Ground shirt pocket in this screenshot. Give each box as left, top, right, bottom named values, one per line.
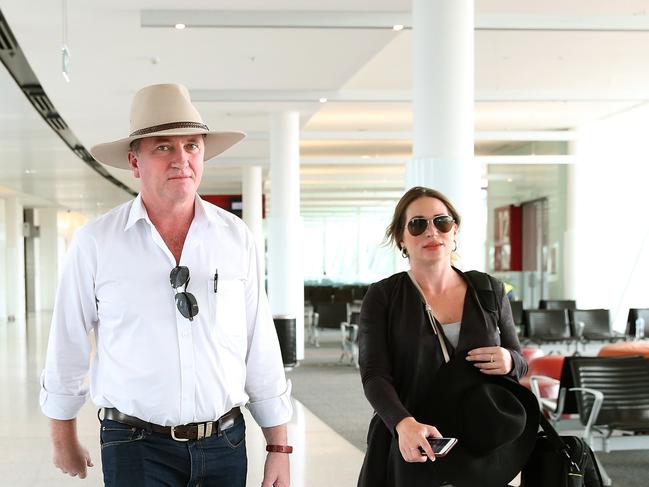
left=207, top=279, right=247, bottom=339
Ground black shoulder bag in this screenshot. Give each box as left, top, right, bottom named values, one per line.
left=523, top=414, right=604, bottom=487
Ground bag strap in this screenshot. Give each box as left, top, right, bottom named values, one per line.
left=538, top=413, right=569, bottom=452
left=464, top=270, right=501, bottom=317
left=407, top=270, right=451, bottom=363
left=538, top=413, right=584, bottom=476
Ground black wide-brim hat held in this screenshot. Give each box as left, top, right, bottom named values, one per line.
left=423, top=354, right=539, bottom=487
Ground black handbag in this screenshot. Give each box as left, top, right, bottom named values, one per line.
left=523, top=414, right=604, bottom=487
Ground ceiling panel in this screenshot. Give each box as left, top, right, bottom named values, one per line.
left=1, top=0, right=648, bottom=215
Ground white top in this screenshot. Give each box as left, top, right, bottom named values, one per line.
left=40, top=195, right=292, bottom=428
left=442, top=322, right=461, bottom=348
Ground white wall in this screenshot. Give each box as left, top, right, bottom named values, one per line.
left=573, top=104, right=649, bottom=331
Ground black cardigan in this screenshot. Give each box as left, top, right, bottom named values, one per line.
left=357, top=269, right=527, bottom=487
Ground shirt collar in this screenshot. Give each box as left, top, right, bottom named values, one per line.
left=124, top=194, right=228, bottom=231
left=195, top=195, right=229, bottom=227
left=124, top=194, right=151, bottom=231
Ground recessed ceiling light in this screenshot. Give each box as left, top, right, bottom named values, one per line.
left=24, top=169, right=36, bottom=174
left=392, top=24, right=404, bottom=31
left=361, top=155, right=371, bottom=159
left=507, top=178, right=513, bottom=183
left=174, top=23, right=187, bottom=30
left=318, top=97, right=328, bottom=103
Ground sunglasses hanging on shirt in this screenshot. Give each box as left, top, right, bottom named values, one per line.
left=407, top=215, right=455, bottom=236
left=170, top=265, right=199, bottom=321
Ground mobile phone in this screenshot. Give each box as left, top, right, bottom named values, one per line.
left=418, top=437, right=458, bottom=457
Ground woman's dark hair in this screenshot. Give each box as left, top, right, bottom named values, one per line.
left=385, top=186, right=461, bottom=250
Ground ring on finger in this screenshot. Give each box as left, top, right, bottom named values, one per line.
left=490, top=353, right=494, bottom=363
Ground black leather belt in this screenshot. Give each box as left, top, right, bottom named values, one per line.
left=101, top=407, right=241, bottom=442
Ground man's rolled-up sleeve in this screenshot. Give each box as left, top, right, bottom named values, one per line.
left=242, top=230, right=293, bottom=428
left=40, top=230, right=97, bottom=420
left=247, top=379, right=293, bottom=428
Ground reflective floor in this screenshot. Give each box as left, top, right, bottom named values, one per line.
left=0, top=313, right=363, bottom=486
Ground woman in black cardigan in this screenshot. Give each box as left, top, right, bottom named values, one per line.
left=357, top=186, right=527, bottom=487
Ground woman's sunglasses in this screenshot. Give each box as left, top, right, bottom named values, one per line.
left=407, top=215, right=455, bottom=236
left=170, top=265, right=199, bottom=321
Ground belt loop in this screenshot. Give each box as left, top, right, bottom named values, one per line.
left=205, top=422, right=213, bottom=438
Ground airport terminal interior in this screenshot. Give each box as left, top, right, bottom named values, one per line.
left=1, top=1, right=649, bottom=486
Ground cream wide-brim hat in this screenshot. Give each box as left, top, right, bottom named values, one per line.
left=90, top=83, right=245, bottom=169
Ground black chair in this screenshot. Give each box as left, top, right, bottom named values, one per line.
left=333, top=287, right=353, bottom=303
left=340, top=310, right=361, bottom=368
left=569, top=309, right=625, bottom=342
left=569, top=356, right=649, bottom=455
left=626, top=308, right=649, bottom=338
left=349, top=310, right=360, bottom=325
left=309, top=286, right=334, bottom=304
left=313, top=302, right=350, bottom=329
left=523, top=309, right=571, bottom=344
left=304, top=303, right=317, bottom=346
left=533, top=356, right=649, bottom=485
left=529, top=354, right=581, bottom=422
left=352, top=285, right=368, bottom=301
left=539, top=299, right=577, bottom=310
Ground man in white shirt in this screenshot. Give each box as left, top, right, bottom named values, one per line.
left=40, top=84, right=293, bottom=486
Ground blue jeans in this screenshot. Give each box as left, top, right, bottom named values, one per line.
left=100, top=415, right=247, bottom=487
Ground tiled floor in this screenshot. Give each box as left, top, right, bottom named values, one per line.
left=0, top=313, right=363, bottom=486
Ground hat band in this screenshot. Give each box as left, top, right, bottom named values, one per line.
left=130, top=121, right=209, bottom=137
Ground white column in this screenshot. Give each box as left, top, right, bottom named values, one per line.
left=563, top=142, right=578, bottom=300
left=242, top=166, right=265, bottom=280
left=268, top=111, right=304, bottom=360
left=4, top=196, right=25, bottom=321
left=0, top=199, right=6, bottom=320
left=35, top=208, right=59, bottom=311
left=407, top=0, right=483, bottom=270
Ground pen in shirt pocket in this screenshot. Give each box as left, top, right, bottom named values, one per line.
left=213, top=269, right=219, bottom=293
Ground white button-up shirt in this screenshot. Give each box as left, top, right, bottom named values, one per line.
left=40, top=195, right=292, bottom=427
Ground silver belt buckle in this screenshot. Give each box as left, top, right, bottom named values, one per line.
left=170, top=425, right=190, bottom=442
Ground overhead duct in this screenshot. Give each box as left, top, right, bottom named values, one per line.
left=0, top=8, right=136, bottom=197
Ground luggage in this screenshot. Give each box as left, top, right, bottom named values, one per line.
left=523, top=414, right=604, bottom=487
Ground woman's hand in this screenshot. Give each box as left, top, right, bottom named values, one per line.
left=395, top=416, right=442, bottom=463
left=466, top=346, right=513, bottom=375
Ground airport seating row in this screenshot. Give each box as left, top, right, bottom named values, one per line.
left=509, top=300, right=648, bottom=345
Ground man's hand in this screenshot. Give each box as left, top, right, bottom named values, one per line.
left=261, top=451, right=290, bottom=487
left=50, top=418, right=94, bottom=478
left=261, top=423, right=290, bottom=487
